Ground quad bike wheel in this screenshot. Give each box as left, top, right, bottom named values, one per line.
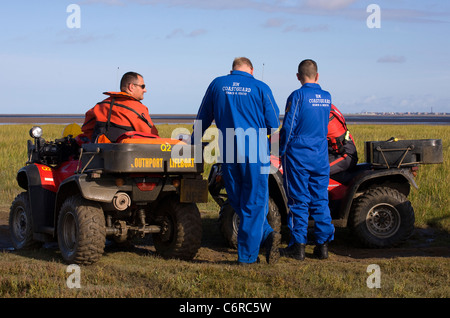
left=9, top=192, right=41, bottom=250
left=152, top=194, right=202, bottom=260
left=57, top=195, right=106, bottom=265
left=219, top=197, right=281, bottom=249
left=350, top=187, right=415, bottom=248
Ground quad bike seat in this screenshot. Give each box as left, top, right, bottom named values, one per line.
left=115, top=131, right=185, bottom=145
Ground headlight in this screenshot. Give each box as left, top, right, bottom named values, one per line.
left=29, top=126, right=43, bottom=138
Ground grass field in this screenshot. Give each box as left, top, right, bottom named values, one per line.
left=0, top=123, right=449, bottom=299
left=1, top=123, right=449, bottom=229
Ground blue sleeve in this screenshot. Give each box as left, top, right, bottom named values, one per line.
left=279, top=92, right=298, bottom=157
left=191, top=81, right=215, bottom=143
left=263, top=86, right=280, bottom=132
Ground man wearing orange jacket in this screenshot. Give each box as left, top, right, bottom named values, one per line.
left=82, top=71, right=158, bottom=142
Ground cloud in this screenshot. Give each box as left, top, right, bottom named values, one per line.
left=80, top=0, right=125, bottom=5
left=304, top=0, right=357, bottom=10
left=377, top=55, right=406, bottom=63
left=166, top=28, right=207, bottom=39
left=284, top=24, right=329, bottom=32
left=262, top=18, right=287, bottom=28
left=81, top=0, right=450, bottom=24
left=262, top=17, right=328, bottom=33
left=381, top=7, right=450, bottom=24
left=347, top=94, right=448, bottom=113
left=57, top=30, right=115, bottom=44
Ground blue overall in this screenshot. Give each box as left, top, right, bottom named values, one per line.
left=279, top=83, right=335, bottom=245
left=192, top=70, right=280, bottom=263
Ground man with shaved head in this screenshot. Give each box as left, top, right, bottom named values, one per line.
left=279, top=59, right=335, bottom=260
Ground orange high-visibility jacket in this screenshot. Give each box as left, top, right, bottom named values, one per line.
left=82, top=91, right=159, bottom=142
left=327, top=104, right=353, bottom=153
left=327, top=104, right=357, bottom=168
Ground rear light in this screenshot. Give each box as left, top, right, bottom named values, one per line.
left=173, top=179, right=180, bottom=187
left=115, top=178, right=125, bottom=187
left=411, top=166, right=419, bottom=177
left=136, top=182, right=157, bottom=191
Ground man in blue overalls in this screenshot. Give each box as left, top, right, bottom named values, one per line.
left=192, top=57, right=281, bottom=265
left=279, top=59, right=335, bottom=260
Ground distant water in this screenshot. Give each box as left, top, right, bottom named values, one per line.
left=343, top=115, right=450, bottom=125
left=0, top=114, right=449, bottom=125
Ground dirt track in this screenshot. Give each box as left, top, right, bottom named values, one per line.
left=1, top=206, right=449, bottom=261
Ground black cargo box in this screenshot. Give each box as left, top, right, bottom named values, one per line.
left=79, top=142, right=203, bottom=174
left=365, top=139, right=443, bottom=168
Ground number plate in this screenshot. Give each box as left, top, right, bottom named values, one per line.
left=180, top=179, right=208, bottom=203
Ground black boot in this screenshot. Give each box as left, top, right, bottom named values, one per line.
left=313, top=243, right=328, bottom=260
left=280, top=243, right=305, bottom=261
left=264, top=231, right=281, bottom=264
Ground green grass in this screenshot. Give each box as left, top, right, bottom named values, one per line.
left=0, top=124, right=66, bottom=204
left=1, top=237, right=449, bottom=298
left=1, top=123, right=448, bottom=229
left=348, top=124, right=450, bottom=231
left=0, top=123, right=449, bottom=299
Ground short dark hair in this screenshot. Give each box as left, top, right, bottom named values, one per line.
left=298, top=59, right=317, bottom=82
left=120, top=72, right=143, bottom=91
left=232, top=57, right=253, bottom=70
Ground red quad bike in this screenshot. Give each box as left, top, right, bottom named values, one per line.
left=208, top=137, right=443, bottom=248
left=9, top=126, right=208, bottom=265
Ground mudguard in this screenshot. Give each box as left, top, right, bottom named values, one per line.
left=53, top=174, right=119, bottom=231
left=56, top=174, right=119, bottom=204
left=16, top=165, right=56, bottom=235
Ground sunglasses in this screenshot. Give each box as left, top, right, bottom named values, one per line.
left=133, top=83, right=146, bottom=89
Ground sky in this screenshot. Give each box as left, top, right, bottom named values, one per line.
left=0, top=0, right=449, bottom=115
